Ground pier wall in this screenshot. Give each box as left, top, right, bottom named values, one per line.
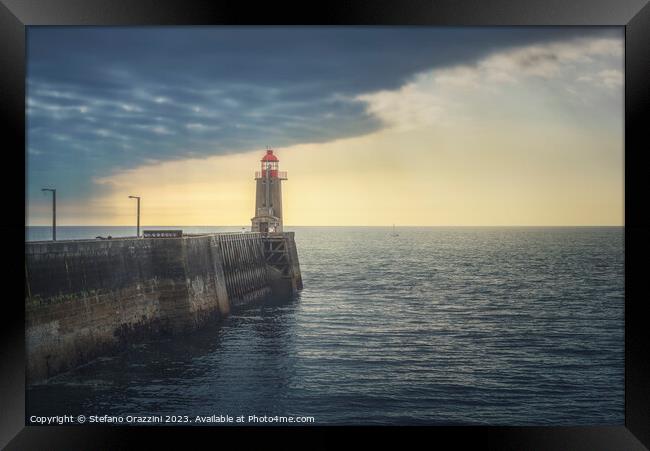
left=25, top=232, right=301, bottom=382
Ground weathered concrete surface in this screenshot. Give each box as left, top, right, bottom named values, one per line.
left=25, top=232, right=302, bottom=383
left=285, top=232, right=303, bottom=291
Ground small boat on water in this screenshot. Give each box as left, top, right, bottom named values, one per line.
left=391, top=224, right=399, bottom=237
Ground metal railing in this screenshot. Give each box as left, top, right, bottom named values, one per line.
left=254, top=171, right=287, bottom=180
left=143, top=229, right=183, bottom=238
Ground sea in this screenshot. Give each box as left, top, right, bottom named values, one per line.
left=25, top=226, right=624, bottom=425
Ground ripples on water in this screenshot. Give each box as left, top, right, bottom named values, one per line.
left=27, top=226, right=624, bottom=425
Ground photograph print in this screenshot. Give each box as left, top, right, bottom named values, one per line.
left=25, top=26, right=624, bottom=426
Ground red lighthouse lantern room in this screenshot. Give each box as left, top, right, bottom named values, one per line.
left=261, top=149, right=279, bottom=177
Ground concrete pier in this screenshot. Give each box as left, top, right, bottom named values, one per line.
left=24, top=232, right=302, bottom=383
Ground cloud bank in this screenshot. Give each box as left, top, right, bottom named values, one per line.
left=356, top=36, right=622, bottom=131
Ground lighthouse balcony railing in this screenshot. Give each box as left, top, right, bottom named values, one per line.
left=255, top=171, right=287, bottom=180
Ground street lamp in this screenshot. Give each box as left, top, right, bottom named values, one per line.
left=128, top=195, right=141, bottom=238
left=41, top=188, right=56, bottom=241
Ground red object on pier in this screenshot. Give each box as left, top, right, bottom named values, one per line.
left=259, top=149, right=285, bottom=178
left=261, top=149, right=279, bottom=162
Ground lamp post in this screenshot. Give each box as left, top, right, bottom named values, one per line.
left=128, top=195, right=140, bottom=237
left=41, top=188, right=56, bottom=241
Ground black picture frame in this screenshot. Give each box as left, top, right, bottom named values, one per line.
left=2, top=0, right=649, bottom=448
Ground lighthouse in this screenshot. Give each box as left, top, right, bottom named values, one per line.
left=251, top=149, right=287, bottom=234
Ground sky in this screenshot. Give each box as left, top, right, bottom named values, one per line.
left=26, top=27, right=624, bottom=226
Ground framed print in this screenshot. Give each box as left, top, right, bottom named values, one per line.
left=2, top=0, right=649, bottom=448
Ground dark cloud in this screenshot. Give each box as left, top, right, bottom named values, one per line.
left=26, top=26, right=619, bottom=207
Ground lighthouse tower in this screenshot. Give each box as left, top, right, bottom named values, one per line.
left=251, top=149, right=287, bottom=234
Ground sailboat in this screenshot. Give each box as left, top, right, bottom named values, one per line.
left=390, top=224, right=399, bottom=237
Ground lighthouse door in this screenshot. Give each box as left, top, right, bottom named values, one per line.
left=259, top=222, right=269, bottom=233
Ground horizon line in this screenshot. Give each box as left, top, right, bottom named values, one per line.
left=25, top=224, right=625, bottom=228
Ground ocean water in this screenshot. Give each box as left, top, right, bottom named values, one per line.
left=26, top=226, right=624, bottom=425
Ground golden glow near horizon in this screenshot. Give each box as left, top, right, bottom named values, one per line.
left=27, top=36, right=623, bottom=227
